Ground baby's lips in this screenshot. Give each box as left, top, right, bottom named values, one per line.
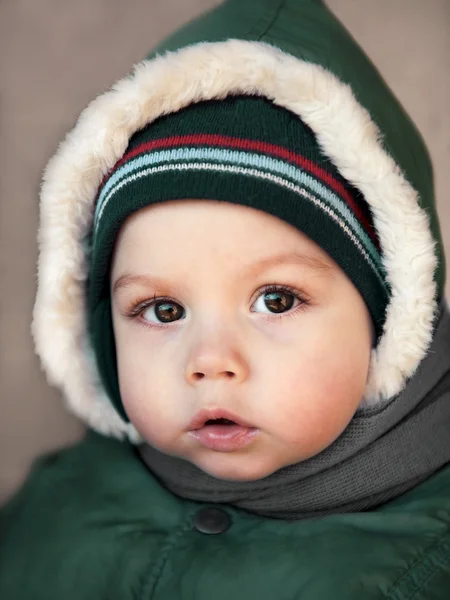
left=188, top=424, right=260, bottom=452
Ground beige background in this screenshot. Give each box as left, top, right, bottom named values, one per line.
left=1, top=0, right=449, bottom=507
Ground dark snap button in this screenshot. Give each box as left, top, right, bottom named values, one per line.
left=193, top=507, right=231, bottom=534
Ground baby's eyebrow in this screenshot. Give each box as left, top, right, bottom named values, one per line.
left=241, top=252, right=334, bottom=279
left=113, top=252, right=333, bottom=294
left=113, top=273, right=167, bottom=294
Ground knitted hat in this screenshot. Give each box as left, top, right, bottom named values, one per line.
left=88, top=94, right=389, bottom=421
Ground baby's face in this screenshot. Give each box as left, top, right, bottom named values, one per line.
left=111, top=200, right=373, bottom=481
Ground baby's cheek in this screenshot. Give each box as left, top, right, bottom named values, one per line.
left=118, top=366, right=185, bottom=452
left=117, top=367, right=157, bottom=435
left=118, top=376, right=149, bottom=429
left=314, top=358, right=367, bottom=438
left=122, top=394, right=171, bottom=449
left=280, top=358, right=364, bottom=457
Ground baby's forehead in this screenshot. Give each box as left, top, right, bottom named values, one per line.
left=114, top=199, right=335, bottom=264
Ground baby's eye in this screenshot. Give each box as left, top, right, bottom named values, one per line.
left=138, top=285, right=304, bottom=325
left=142, top=300, right=185, bottom=324
left=252, top=287, right=300, bottom=315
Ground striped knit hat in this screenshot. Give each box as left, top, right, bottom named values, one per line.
left=88, top=94, right=389, bottom=421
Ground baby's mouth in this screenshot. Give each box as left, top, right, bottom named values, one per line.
left=188, top=409, right=255, bottom=431
left=188, top=411, right=260, bottom=452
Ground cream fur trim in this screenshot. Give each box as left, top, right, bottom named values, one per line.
left=32, top=40, right=438, bottom=442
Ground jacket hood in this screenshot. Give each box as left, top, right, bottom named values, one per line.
left=32, top=0, right=446, bottom=442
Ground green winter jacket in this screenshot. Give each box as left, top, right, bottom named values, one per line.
left=1, top=431, right=450, bottom=599
left=1, top=0, right=449, bottom=598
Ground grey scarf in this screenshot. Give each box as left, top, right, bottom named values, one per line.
left=138, top=300, right=450, bottom=520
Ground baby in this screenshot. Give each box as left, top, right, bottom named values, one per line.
left=1, top=1, right=449, bottom=598
left=111, top=197, right=373, bottom=483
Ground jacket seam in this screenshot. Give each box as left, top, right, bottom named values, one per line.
left=243, top=0, right=286, bottom=42
left=138, top=513, right=196, bottom=600
left=385, top=530, right=450, bottom=600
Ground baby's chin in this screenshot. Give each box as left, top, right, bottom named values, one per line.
left=189, top=451, right=297, bottom=482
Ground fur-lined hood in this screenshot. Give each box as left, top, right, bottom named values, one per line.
left=32, top=0, right=447, bottom=442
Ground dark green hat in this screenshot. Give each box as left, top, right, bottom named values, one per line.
left=88, top=94, right=389, bottom=421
